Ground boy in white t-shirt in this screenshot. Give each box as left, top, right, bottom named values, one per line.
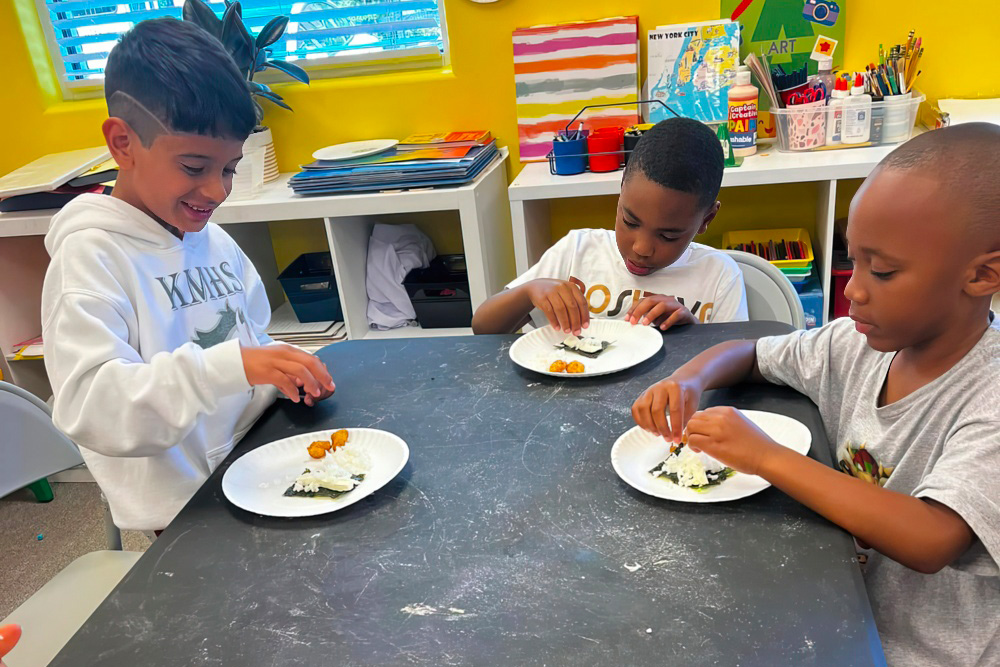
left=472, top=117, right=747, bottom=335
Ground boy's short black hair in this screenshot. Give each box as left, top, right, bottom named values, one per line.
left=879, top=123, right=1000, bottom=244
left=623, top=117, right=724, bottom=210
left=104, top=18, right=255, bottom=145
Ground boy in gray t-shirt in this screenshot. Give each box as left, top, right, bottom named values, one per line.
left=631, top=123, right=1000, bottom=667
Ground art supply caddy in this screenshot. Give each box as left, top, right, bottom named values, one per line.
left=750, top=30, right=925, bottom=153
left=547, top=101, right=676, bottom=176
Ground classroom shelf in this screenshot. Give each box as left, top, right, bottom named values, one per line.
left=361, top=326, right=474, bottom=340
left=0, top=149, right=512, bottom=396
left=508, top=138, right=917, bottom=327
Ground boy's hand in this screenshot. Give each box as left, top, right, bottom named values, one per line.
left=685, top=407, right=783, bottom=475
left=241, top=344, right=336, bottom=404
left=524, top=279, right=591, bottom=335
left=631, top=375, right=703, bottom=443
left=626, top=294, right=698, bottom=330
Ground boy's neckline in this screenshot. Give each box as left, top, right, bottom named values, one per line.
left=876, top=313, right=995, bottom=409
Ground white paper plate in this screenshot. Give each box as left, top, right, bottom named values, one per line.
left=312, top=139, right=398, bottom=162
left=611, top=410, right=812, bottom=503
left=508, top=319, right=663, bottom=378
left=222, top=428, right=408, bottom=517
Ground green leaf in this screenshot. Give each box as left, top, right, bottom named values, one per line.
left=255, top=90, right=293, bottom=111
left=251, top=97, right=265, bottom=126
left=248, top=81, right=271, bottom=94
left=182, top=0, right=222, bottom=38
left=255, top=16, right=289, bottom=49
left=265, top=59, right=310, bottom=84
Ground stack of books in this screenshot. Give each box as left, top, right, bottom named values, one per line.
left=289, top=134, right=498, bottom=196
left=266, top=302, right=346, bottom=353
left=0, top=147, right=117, bottom=212
left=396, top=130, right=492, bottom=151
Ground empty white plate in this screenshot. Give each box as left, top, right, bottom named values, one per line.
left=222, top=428, right=408, bottom=517
left=312, top=139, right=398, bottom=162
left=611, top=410, right=812, bottom=503
left=509, top=318, right=663, bottom=378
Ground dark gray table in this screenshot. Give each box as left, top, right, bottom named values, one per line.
left=52, top=322, right=884, bottom=666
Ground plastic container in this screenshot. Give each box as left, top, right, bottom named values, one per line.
left=587, top=132, right=622, bottom=172
left=728, top=66, right=758, bottom=157
left=722, top=228, right=814, bottom=269
left=403, top=254, right=473, bottom=328
left=814, top=55, right=835, bottom=95
left=277, top=252, right=343, bottom=323
left=771, top=92, right=924, bottom=152
left=623, top=131, right=643, bottom=165
left=797, top=272, right=824, bottom=329
left=831, top=268, right=853, bottom=319
left=551, top=134, right=588, bottom=175
left=781, top=265, right=813, bottom=287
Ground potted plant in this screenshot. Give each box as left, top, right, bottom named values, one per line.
left=183, top=0, right=310, bottom=183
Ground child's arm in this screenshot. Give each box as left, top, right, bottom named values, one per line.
left=685, top=408, right=976, bottom=574
left=471, top=279, right=590, bottom=335
left=632, top=339, right=765, bottom=443
left=44, top=292, right=333, bottom=458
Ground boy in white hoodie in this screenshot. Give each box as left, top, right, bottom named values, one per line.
left=41, top=18, right=335, bottom=532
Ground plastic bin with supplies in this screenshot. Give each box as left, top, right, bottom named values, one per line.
left=722, top=228, right=814, bottom=270
left=277, top=252, right=343, bottom=323
left=771, top=92, right=925, bottom=153
left=403, top=255, right=473, bottom=328
left=796, top=271, right=824, bottom=329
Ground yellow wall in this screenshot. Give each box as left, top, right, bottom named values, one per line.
left=4, top=0, right=1000, bottom=267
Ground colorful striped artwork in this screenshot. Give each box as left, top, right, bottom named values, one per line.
left=513, top=16, right=640, bottom=163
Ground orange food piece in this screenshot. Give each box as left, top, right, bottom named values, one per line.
left=549, top=360, right=568, bottom=373
left=331, top=429, right=349, bottom=450
left=307, top=443, right=327, bottom=459
left=566, top=361, right=585, bottom=374
left=310, top=440, right=332, bottom=451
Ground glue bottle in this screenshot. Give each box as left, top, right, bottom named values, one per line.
left=825, top=77, right=850, bottom=146
left=842, top=73, right=872, bottom=145
left=728, top=66, right=758, bottom=157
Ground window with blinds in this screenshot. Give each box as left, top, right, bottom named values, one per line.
left=34, top=0, right=445, bottom=88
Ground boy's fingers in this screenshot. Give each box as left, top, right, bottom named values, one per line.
left=668, top=386, right=685, bottom=444
left=632, top=392, right=654, bottom=433
left=571, top=287, right=591, bottom=329
left=650, top=386, right=670, bottom=438
left=640, top=301, right=669, bottom=326
left=302, top=355, right=335, bottom=390
left=537, top=299, right=559, bottom=329
left=278, top=361, right=321, bottom=397
left=548, top=295, right=572, bottom=333
left=271, top=371, right=300, bottom=402
left=558, top=289, right=582, bottom=334
left=659, top=307, right=689, bottom=331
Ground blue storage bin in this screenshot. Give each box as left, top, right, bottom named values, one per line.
left=277, top=252, right=343, bottom=323
left=796, top=272, right=823, bottom=329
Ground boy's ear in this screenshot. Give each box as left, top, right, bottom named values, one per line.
left=102, top=117, right=138, bottom=169
left=965, top=250, right=1000, bottom=298
left=698, top=201, right=721, bottom=235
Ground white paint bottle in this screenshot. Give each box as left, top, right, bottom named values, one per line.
left=842, top=73, right=872, bottom=145
left=825, top=77, right=850, bottom=146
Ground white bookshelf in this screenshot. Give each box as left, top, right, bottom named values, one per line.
left=507, top=140, right=910, bottom=326
left=0, top=149, right=512, bottom=397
